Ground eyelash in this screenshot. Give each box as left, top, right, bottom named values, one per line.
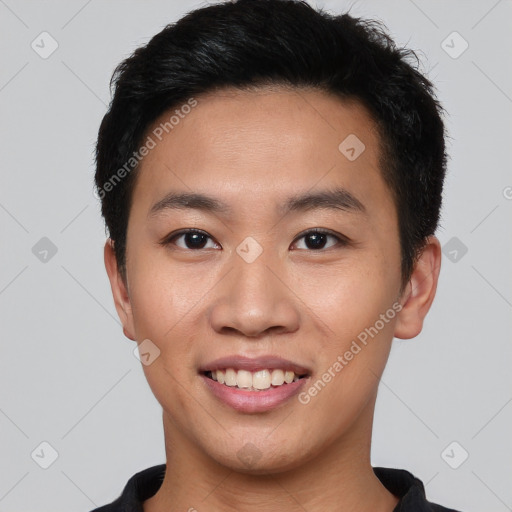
left=159, top=228, right=350, bottom=251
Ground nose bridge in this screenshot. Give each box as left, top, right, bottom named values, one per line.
left=209, top=241, right=300, bottom=337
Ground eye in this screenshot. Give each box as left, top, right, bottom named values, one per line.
left=160, top=228, right=349, bottom=251
left=160, top=229, right=220, bottom=250
left=291, top=229, right=348, bottom=250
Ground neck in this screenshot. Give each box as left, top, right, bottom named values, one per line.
left=144, top=400, right=398, bottom=512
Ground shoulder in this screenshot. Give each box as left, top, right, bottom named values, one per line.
left=88, top=464, right=166, bottom=512
left=373, top=466, right=463, bottom=512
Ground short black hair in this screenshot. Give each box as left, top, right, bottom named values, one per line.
left=95, top=0, right=446, bottom=291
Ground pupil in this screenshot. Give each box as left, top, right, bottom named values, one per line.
left=306, top=233, right=326, bottom=249
left=186, top=233, right=207, bottom=249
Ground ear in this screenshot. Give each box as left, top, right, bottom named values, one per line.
left=104, top=238, right=136, bottom=341
left=394, top=235, right=442, bottom=340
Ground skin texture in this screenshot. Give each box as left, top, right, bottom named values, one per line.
left=104, top=86, right=441, bottom=512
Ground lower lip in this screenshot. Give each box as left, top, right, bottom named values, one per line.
left=200, top=374, right=309, bottom=413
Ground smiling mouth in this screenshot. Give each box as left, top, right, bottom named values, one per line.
left=202, top=368, right=309, bottom=392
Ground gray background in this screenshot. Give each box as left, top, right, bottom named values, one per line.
left=0, top=0, right=511, bottom=510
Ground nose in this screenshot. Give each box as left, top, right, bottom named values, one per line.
left=209, top=249, right=301, bottom=338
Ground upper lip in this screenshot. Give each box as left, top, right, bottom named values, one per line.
left=199, top=355, right=311, bottom=376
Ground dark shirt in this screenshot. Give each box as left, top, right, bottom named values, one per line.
left=90, top=464, right=462, bottom=512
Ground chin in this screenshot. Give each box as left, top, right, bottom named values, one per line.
left=206, top=438, right=315, bottom=475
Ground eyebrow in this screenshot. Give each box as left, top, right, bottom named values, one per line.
left=148, top=187, right=366, bottom=219
left=280, top=187, right=366, bottom=216
left=148, top=192, right=233, bottom=218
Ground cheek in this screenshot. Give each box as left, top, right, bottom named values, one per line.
left=130, top=273, right=200, bottom=413
left=297, top=255, right=396, bottom=337
left=129, top=279, right=175, bottom=340
left=297, top=253, right=398, bottom=410
left=127, top=251, right=200, bottom=340
left=127, top=250, right=208, bottom=376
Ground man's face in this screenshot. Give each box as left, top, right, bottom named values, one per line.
left=114, top=87, right=404, bottom=471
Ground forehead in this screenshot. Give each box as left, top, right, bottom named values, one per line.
left=132, top=86, right=392, bottom=220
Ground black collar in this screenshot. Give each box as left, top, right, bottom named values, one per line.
left=90, top=464, right=461, bottom=512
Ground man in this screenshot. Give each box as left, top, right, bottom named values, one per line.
left=92, top=0, right=461, bottom=510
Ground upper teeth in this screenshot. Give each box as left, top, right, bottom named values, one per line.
left=210, top=369, right=302, bottom=390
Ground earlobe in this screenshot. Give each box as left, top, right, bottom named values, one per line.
left=104, top=239, right=137, bottom=341
left=393, top=235, right=442, bottom=340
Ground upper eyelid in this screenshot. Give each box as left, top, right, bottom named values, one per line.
left=294, top=228, right=346, bottom=241
left=160, top=228, right=218, bottom=247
